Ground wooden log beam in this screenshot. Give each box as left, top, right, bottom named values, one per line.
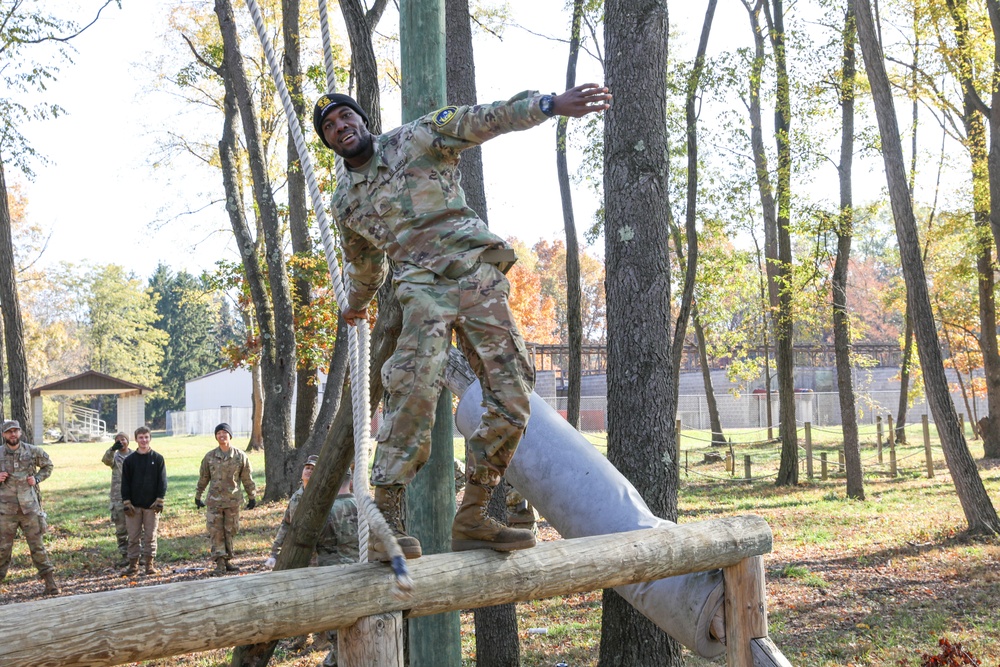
left=0, top=515, right=771, bottom=667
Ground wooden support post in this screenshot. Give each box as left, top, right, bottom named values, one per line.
left=922, top=414, right=934, bottom=479
left=341, top=613, right=404, bottom=667
left=876, top=415, right=883, bottom=464
left=838, top=449, right=845, bottom=473
left=820, top=453, right=828, bottom=480
left=729, top=442, right=736, bottom=477
left=744, top=454, right=752, bottom=483
left=804, top=421, right=813, bottom=480
left=723, top=555, right=793, bottom=667
left=685, top=449, right=689, bottom=477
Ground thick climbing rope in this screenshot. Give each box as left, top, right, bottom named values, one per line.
left=242, top=0, right=413, bottom=596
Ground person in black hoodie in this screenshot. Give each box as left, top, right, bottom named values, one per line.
left=120, top=426, right=167, bottom=576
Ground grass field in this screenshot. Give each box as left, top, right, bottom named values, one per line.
left=2, top=424, right=999, bottom=666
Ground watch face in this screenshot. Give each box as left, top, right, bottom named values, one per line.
left=541, top=96, right=554, bottom=116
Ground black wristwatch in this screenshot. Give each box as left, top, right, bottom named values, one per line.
left=539, top=94, right=556, bottom=117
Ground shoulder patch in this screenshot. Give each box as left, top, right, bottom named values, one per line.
left=433, top=106, right=458, bottom=126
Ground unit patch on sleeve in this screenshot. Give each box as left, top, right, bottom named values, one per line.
left=433, top=106, right=458, bottom=126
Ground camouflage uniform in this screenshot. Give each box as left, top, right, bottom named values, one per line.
left=101, top=445, right=132, bottom=560
left=195, top=446, right=256, bottom=562
left=0, top=441, right=54, bottom=580
left=271, top=489, right=358, bottom=666
left=270, top=489, right=359, bottom=566
left=334, top=91, right=544, bottom=489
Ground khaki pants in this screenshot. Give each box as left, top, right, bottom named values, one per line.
left=0, top=511, right=53, bottom=578
left=206, top=505, right=239, bottom=560
left=125, top=507, right=159, bottom=562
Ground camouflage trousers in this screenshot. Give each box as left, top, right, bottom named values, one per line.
left=125, top=507, right=159, bottom=562
left=110, top=504, right=129, bottom=557
left=371, top=263, right=535, bottom=488
left=206, top=505, right=240, bottom=560
left=0, top=511, right=54, bottom=579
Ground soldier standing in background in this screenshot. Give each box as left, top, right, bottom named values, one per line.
left=312, top=83, right=611, bottom=561
left=0, top=420, right=59, bottom=595
left=195, top=422, right=256, bottom=575
left=101, top=432, right=133, bottom=567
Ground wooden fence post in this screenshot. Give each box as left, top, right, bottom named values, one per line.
left=744, top=455, right=752, bottom=483
left=685, top=449, right=689, bottom=477
left=838, top=449, right=845, bottom=473
left=804, top=422, right=813, bottom=480
left=922, top=414, right=934, bottom=479
left=820, top=453, right=828, bottom=480
left=876, top=415, right=883, bottom=464
left=888, top=416, right=897, bottom=478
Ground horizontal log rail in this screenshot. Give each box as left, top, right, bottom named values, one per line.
left=0, top=515, right=771, bottom=667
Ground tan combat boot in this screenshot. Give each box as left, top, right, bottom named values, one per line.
left=125, top=559, right=140, bottom=576
left=452, top=484, right=536, bottom=552
left=42, top=571, right=60, bottom=595
left=369, top=485, right=422, bottom=562
left=214, top=558, right=227, bottom=576
left=225, top=560, right=240, bottom=572
left=143, top=558, right=156, bottom=576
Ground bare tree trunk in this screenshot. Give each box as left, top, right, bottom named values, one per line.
left=248, top=361, right=264, bottom=451
left=764, top=0, right=798, bottom=485
left=857, top=0, right=1000, bottom=534
left=834, top=0, right=863, bottom=500
left=743, top=0, right=789, bottom=459
left=283, top=0, right=319, bottom=449
left=338, top=0, right=388, bottom=134
left=0, top=158, right=32, bottom=440
left=669, top=0, right=716, bottom=406
left=896, top=310, right=914, bottom=444
left=216, top=0, right=297, bottom=499
left=557, top=0, right=585, bottom=430
left=692, top=305, right=725, bottom=444
left=600, top=0, right=681, bottom=663
left=299, top=318, right=350, bottom=454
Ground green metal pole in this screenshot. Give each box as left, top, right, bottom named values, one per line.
left=400, top=1, right=458, bottom=664
left=408, top=391, right=461, bottom=666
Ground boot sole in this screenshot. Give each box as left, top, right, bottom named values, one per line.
left=451, top=536, right=537, bottom=552
left=369, top=545, right=422, bottom=562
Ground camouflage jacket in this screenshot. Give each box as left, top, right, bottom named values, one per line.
left=317, top=493, right=359, bottom=566
left=269, top=486, right=304, bottom=557
left=0, top=441, right=53, bottom=515
left=271, top=490, right=359, bottom=566
left=333, top=91, right=550, bottom=310
left=102, top=446, right=132, bottom=509
left=196, top=446, right=256, bottom=509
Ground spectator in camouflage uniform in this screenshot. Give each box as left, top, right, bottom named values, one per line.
left=195, top=423, right=256, bottom=575
left=266, top=456, right=358, bottom=664
left=102, top=432, right=132, bottom=567
left=313, top=83, right=610, bottom=560
left=0, top=419, right=59, bottom=595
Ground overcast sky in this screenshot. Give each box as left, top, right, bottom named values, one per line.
left=14, top=0, right=635, bottom=280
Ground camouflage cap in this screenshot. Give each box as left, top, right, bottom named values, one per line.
left=304, top=455, right=319, bottom=469
left=2, top=419, right=21, bottom=433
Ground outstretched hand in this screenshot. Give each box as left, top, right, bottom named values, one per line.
left=552, top=83, right=612, bottom=118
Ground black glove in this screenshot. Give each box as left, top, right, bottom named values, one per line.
left=246, top=497, right=256, bottom=510
left=195, top=498, right=205, bottom=509
left=111, top=442, right=124, bottom=452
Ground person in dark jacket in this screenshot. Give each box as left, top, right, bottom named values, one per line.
left=120, top=425, right=167, bottom=576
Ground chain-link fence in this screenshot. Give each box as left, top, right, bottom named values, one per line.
left=542, top=389, right=987, bottom=434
